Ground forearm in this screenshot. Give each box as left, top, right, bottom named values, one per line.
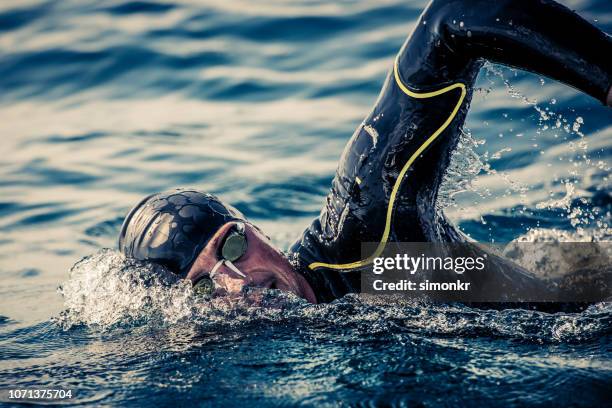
left=291, top=0, right=612, bottom=294
left=417, top=0, right=612, bottom=104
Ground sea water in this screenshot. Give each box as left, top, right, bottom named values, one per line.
left=0, top=0, right=611, bottom=405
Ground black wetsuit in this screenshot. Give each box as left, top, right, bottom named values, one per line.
left=289, top=0, right=612, bottom=303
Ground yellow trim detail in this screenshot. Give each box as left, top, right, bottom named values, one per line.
left=308, top=57, right=467, bottom=271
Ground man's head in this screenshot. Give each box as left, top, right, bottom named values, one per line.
left=118, top=189, right=316, bottom=302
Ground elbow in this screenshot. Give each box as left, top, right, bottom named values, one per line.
left=418, top=0, right=462, bottom=47
left=420, top=0, right=502, bottom=47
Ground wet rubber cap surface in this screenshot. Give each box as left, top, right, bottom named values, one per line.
left=118, top=189, right=245, bottom=275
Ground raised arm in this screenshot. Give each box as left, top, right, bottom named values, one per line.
left=400, top=0, right=612, bottom=104
left=290, top=0, right=611, bottom=302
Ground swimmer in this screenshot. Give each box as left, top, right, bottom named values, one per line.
left=118, top=0, right=611, bottom=305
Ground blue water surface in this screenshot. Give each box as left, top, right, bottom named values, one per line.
left=0, top=0, right=611, bottom=406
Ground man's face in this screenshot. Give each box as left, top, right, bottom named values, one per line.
left=185, top=222, right=317, bottom=303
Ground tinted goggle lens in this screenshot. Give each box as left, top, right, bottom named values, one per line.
left=220, top=222, right=247, bottom=262
left=193, top=222, right=248, bottom=298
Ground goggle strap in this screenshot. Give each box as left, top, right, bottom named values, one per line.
left=209, top=259, right=225, bottom=279
left=209, top=259, right=247, bottom=279
left=225, top=260, right=247, bottom=278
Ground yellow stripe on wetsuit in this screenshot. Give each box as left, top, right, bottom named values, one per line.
left=308, top=57, right=467, bottom=271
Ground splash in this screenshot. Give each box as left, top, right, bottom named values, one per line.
left=55, top=250, right=610, bottom=343
left=55, top=249, right=311, bottom=331
left=503, top=229, right=611, bottom=280
left=536, top=182, right=575, bottom=211
left=56, top=249, right=195, bottom=330
left=438, top=64, right=610, bottom=242
left=437, top=126, right=530, bottom=210
left=437, top=128, right=490, bottom=207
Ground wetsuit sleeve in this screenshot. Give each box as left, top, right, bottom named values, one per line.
left=290, top=0, right=612, bottom=303
left=400, top=0, right=612, bottom=104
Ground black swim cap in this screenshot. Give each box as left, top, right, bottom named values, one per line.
left=118, top=189, right=246, bottom=275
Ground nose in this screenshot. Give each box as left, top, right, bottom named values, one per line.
left=209, top=260, right=251, bottom=295
left=212, top=264, right=281, bottom=296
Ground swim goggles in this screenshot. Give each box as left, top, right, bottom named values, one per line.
left=193, top=222, right=248, bottom=297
